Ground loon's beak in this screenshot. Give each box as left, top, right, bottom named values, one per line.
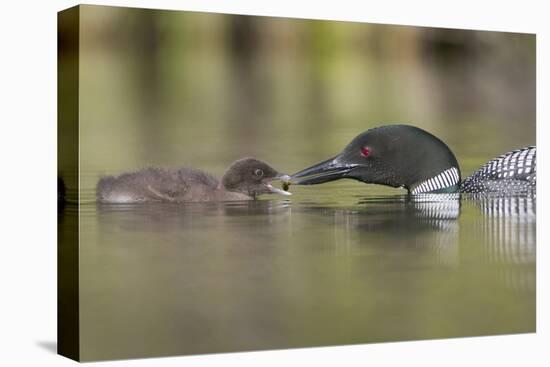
left=289, top=157, right=355, bottom=185
left=266, top=173, right=292, bottom=195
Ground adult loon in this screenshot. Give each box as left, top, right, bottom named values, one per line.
left=97, top=158, right=291, bottom=203
left=288, top=125, right=536, bottom=195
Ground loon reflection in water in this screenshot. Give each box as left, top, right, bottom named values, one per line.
left=94, top=192, right=535, bottom=295
left=96, top=193, right=534, bottom=269
left=314, top=193, right=535, bottom=290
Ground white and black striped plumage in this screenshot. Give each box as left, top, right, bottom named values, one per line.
left=411, top=167, right=460, bottom=194
left=459, top=146, right=536, bottom=194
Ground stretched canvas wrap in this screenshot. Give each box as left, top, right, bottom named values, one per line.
left=58, top=4, right=536, bottom=362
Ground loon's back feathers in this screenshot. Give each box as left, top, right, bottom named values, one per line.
left=460, top=146, right=536, bottom=194
left=97, top=167, right=220, bottom=203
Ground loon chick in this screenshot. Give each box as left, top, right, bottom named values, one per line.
left=97, top=158, right=291, bottom=203
left=288, top=124, right=536, bottom=195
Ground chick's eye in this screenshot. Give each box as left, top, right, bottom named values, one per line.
left=254, top=169, right=264, bottom=177
left=361, top=147, right=370, bottom=157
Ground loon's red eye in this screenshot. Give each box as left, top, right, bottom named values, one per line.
left=361, top=147, right=370, bottom=157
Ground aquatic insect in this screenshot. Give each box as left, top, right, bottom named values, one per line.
left=282, top=180, right=291, bottom=192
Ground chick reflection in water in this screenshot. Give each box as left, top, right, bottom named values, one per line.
left=97, top=158, right=291, bottom=203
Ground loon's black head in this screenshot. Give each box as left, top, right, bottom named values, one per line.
left=290, top=125, right=461, bottom=194
left=222, top=158, right=291, bottom=198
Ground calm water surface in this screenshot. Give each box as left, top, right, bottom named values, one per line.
left=64, top=184, right=535, bottom=360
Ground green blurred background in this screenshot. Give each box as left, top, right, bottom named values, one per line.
left=59, top=5, right=535, bottom=197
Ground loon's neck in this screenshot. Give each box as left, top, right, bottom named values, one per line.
left=409, top=166, right=462, bottom=194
